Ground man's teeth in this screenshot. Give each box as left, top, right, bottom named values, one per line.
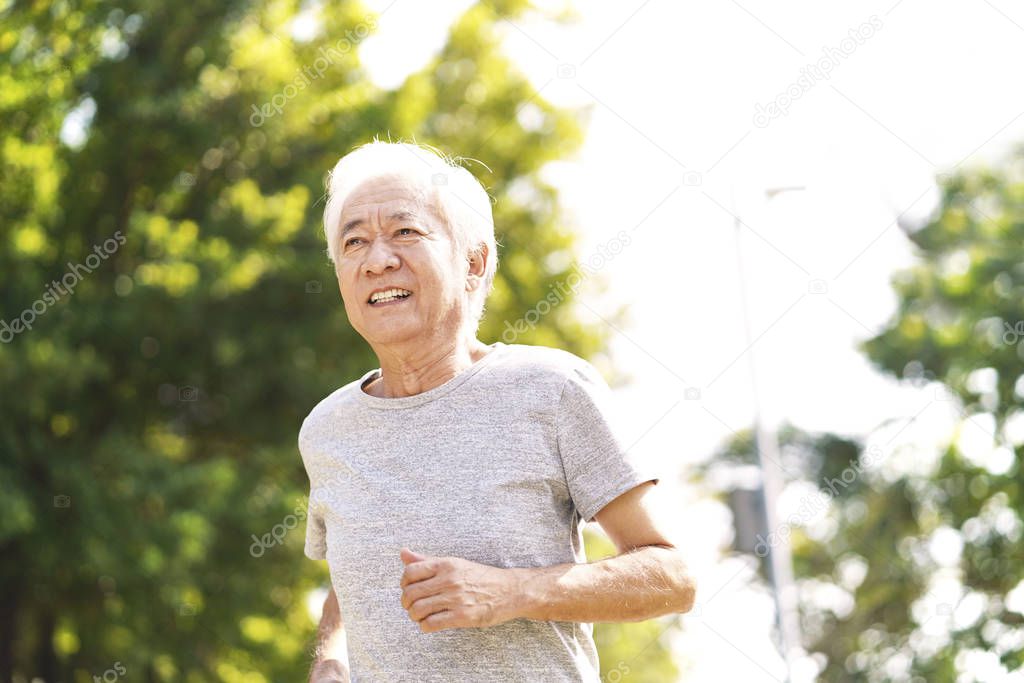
left=370, top=288, right=412, bottom=303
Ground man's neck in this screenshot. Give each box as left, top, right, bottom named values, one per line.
left=365, top=336, right=493, bottom=398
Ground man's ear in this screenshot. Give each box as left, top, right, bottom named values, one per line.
left=465, top=242, right=488, bottom=291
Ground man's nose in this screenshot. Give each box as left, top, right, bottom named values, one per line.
left=363, top=238, right=400, bottom=275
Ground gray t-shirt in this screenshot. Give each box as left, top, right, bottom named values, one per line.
left=299, top=341, right=660, bottom=682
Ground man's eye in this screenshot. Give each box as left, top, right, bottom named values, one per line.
left=397, top=228, right=416, bottom=236
left=345, top=238, right=362, bottom=247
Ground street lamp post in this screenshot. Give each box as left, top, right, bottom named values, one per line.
left=730, top=184, right=806, bottom=681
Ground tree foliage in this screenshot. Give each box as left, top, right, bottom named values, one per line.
left=0, top=0, right=666, bottom=679
left=703, top=147, right=1024, bottom=681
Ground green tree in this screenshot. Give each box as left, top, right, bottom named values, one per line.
left=854, top=146, right=1024, bottom=680
left=701, top=147, right=1024, bottom=681
left=0, top=0, right=673, bottom=679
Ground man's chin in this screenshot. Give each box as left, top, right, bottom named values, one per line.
left=362, top=322, right=425, bottom=345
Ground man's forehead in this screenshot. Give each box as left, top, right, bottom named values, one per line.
left=339, top=174, right=443, bottom=227
left=339, top=183, right=448, bottom=233
left=341, top=199, right=414, bottom=222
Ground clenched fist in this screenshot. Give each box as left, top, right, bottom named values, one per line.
left=399, top=548, right=523, bottom=633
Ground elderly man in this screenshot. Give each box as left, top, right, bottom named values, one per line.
left=301, top=141, right=695, bottom=683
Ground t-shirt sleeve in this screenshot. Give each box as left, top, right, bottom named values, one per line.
left=303, top=486, right=328, bottom=560
left=298, top=414, right=328, bottom=560
left=556, top=361, right=660, bottom=523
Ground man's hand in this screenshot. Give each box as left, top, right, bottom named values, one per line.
left=397, top=484, right=695, bottom=632
left=399, top=548, right=521, bottom=633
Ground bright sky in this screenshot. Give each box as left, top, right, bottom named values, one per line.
left=354, top=1, right=1024, bottom=680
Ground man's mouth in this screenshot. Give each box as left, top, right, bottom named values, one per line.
left=368, top=288, right=413, bottom=306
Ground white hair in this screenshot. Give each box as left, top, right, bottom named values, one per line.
left=322, top=141, right=499, bottom=329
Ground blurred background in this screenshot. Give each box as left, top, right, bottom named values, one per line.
left=2, top=0, right=1023, bottom=681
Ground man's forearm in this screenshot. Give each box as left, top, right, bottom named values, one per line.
left=308, top=589, right=349, bottom=683
left=509, top=544, right=696, bottom=623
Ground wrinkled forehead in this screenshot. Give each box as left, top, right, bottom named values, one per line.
left=340, top=172, right=444, bottom=225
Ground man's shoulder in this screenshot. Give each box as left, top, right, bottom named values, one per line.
left=496, top=343, right=598, bottom=386
left=306, top=377, right=365, bottom=419
left=298, top=375, right=367, bottom=451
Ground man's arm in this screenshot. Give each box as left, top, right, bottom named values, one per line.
left=308, top=587, right=350, bottom=683
left=400, top=481, right=696, bottom=632
left=515, top=480, right=694, bottom=622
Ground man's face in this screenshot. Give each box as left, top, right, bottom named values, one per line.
left=334, top=173, right=468, bottom=346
